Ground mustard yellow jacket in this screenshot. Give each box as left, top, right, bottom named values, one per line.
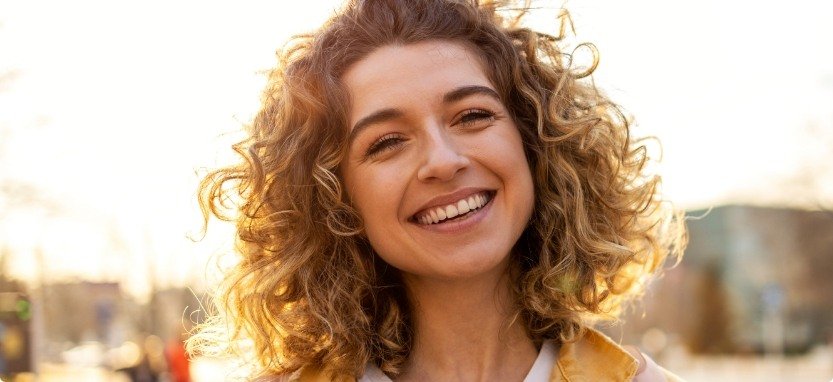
left=284, top=328, right=684, bottom=382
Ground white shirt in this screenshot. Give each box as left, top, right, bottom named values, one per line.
left=358, top=340, right=557, bottom=382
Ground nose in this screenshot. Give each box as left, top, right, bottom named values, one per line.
left=416, top=128, right=470, bottom=182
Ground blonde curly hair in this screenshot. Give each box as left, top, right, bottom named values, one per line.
left=190, top=0, right=686, bottom=378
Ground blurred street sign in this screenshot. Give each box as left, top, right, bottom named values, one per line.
left=0, top=292, right=32, bottom=376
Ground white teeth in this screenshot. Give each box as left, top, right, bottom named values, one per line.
left=467, top=195, right=478, bottom=209
left=415, top=192, right=491, bottom=225
left=457, top=199, right=470, bottom=214
left=445, top=204, right=459, bottom=219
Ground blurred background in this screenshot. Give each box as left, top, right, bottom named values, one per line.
left=0, top=0, right=831, bottom=381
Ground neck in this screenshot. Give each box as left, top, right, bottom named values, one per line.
left=396, top=265, right=537, bottom=382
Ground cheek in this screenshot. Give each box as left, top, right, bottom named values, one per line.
left=346, top=165, right=407, bottom=232
left=350, top=173, right=407, bottom=268
left=518, top=169, right=535, bottom=221
left=498, top=130, right=535, bottom=215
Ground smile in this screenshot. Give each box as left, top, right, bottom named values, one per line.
left=413, top=191, right=494, bottom=225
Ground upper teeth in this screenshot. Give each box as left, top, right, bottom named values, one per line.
left=416, top=192, right=490, bottom=225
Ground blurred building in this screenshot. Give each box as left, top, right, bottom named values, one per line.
left=41, top=281, right=124, bottom=348
left=612, top=205, right=833, bottom=355
left=31, top=281, right=204, bottom=365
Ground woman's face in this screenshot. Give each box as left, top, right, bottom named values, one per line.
left=341, top=40, right=534, bottom=282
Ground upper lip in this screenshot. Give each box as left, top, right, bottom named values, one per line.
left=411, top=187, right=492, bottom=218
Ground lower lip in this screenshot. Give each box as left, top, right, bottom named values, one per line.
left=412, top=194, right=494, bottom=234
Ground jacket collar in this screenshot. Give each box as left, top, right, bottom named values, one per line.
left=552, top=327, right=639, bottom=381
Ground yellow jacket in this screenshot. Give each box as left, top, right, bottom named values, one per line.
left=286, top=328, right=684, bottom=382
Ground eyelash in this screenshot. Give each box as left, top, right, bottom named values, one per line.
left=457, top=109, right=495, bottom=127
left=365, top=133, right=405, bottom=158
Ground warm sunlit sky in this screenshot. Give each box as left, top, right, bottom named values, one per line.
left=1, top=0, right=831, bottom=298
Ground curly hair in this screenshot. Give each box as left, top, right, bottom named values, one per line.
left=190, top=0, right=686, bottom=379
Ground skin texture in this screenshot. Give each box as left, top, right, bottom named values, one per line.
left=341, top=41, right=538, bottom=381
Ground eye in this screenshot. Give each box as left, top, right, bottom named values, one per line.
left=456, top=109, right=495, bottom=128
left=365, top=133, right=406, bottom=158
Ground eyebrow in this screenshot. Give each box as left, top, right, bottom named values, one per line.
left=443, top=85, right=500, bottom=104
left=348, top=85, right=501, bottom=143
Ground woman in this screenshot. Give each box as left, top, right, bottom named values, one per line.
left=193, top=0, right=686, bottom=381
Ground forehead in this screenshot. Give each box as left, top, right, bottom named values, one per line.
left=342, top=40, right=494, bottom=126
